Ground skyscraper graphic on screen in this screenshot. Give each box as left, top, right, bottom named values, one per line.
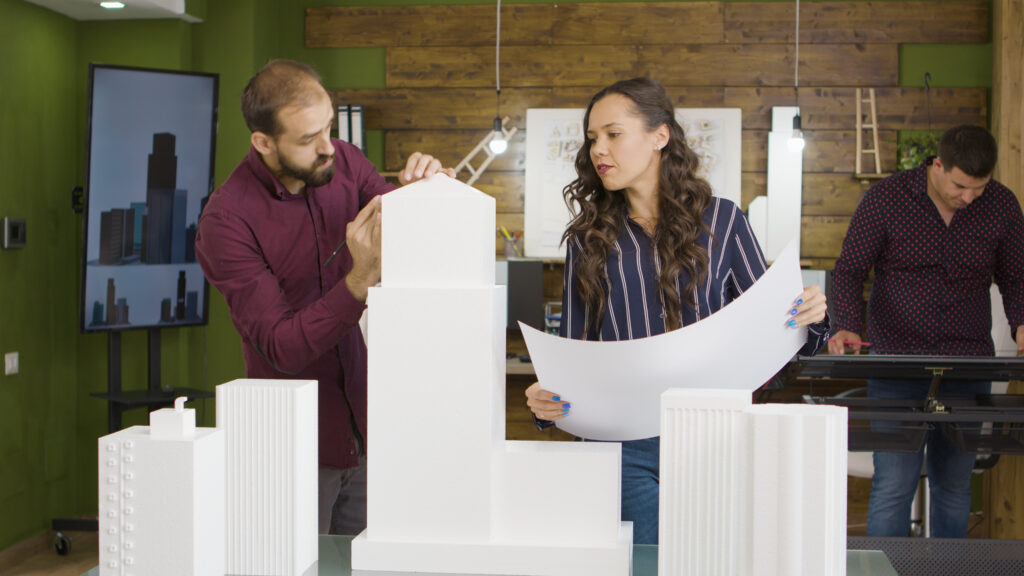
left=144, top=133, right=190, bottom=264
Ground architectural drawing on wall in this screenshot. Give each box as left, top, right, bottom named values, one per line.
left=524, top=108, right=742, bottom=259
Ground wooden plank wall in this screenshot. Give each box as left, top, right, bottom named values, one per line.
left=316, top=1, right=989, bottom=279
left=313, top=0, right=990, bottom=439
left=988, top=0, right=1024, bottom=541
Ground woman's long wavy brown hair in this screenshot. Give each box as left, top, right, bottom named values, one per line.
left=562, top=78, right=713, bottom=335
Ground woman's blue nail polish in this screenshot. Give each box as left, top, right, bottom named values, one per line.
left=787, top=319, right=796, bottom=327
left=552, top=396, right=561, bottom=402
left=790, top=308, right=798, bottom=315
left=796, top=299, right=803, bottom=305
left=562, top=408, right=569, bottom=415
left=563, top=403, right=571, bottom=409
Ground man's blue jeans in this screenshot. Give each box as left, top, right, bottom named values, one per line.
left=866, top=379, right=990, bottom=538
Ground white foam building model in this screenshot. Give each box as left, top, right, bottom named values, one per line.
left=97, top=397, right=224, bottom=576
left=217, top=379, right=318, bottom=576
left=660, top=389, right=848, bottom=576
left=351, top=174, right=632, bottom=575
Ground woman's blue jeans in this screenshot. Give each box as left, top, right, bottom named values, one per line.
left=866, top=379, right=990, bottom=538
left=620, top=436, right=661, bottom=544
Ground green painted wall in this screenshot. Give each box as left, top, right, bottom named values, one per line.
left=0, top=0, right=80, bottom=550
left=0, top=0, right=995, bottom=553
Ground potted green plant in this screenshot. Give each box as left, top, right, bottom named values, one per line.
left=897, top=130, right=942, bottom=171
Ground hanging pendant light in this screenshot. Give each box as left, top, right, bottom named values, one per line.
left=488, top=0, right=508, bottom=155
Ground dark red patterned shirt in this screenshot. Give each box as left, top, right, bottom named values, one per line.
left=831, top=158, right=1024, bottom=356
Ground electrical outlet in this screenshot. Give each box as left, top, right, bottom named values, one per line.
left=4, top=352, right=18, bottom=375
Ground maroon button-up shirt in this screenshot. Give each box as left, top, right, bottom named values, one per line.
left=831, top=158, right=1024, bottom=355
left=196, top=139, right=394, bottom=469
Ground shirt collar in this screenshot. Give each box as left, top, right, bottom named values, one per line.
left=244, top=144, right=294, bottom=200
left=909, top=156, right=935, bottom=198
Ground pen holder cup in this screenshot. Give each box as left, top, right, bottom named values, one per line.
left=504, top=236, right=523, bottom=259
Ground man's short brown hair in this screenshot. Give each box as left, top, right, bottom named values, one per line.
left=241, top=59, right=325, bottom=137
left=938, top=125, right=998, bottom=178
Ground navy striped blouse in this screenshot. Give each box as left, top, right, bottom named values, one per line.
left=559, top=198, right=829, bottom=355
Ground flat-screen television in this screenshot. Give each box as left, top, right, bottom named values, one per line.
left=80, top=64, right=218, bottom=332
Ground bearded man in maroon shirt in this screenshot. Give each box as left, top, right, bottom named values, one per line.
left=195, top=59, right=454, bottom=535
left=829, top=125, right=1024, bottom=538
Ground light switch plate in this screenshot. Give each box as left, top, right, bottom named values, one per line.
left=4, top=352, right=18, bottom=375
left=2, top=217, right=26, bottom=249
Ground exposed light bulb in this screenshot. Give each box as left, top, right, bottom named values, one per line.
left=100, top=1, right=126, bottom=8
left=789, top=114, right=805, bottom=152
left=488, top=117, right=508, bottom=155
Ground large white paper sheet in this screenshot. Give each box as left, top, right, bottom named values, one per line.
left=521, top=239, right=808, bottom=441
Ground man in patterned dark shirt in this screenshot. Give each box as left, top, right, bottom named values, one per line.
left=829, top=125, right=1024, bottom=538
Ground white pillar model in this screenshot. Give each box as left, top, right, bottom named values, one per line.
left=659, top=389, right=848, bottom=576
left=97, top=398, right=224, bottom=576
left=352, top=175, right=632, bottom=575
left=216, top=379, right=318, bottom=576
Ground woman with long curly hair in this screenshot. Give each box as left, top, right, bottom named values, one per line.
left=525, top=78, right=831, bottom=544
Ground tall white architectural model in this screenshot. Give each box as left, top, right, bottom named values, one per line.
left=351, top=175, right=632, bottom=575
left=660, top=389, right=848, bottom=576
left=217, top=379, right=318, bottom=576
left=97, top=398, right=224, bottom=576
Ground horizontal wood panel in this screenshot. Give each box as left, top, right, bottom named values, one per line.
left=306, top=4, right=550, bottom=48
left=471, top=172, right=525, bottom=213
left=551, top=2, right=724, bottom=45
left=741, top=130, right=899, bottom=173
left=741, top=172, right=871, bottom=217
left=723, top=2, right=989, bottom=44
left=639, top=44, right=898, bottom=87
left=307, top=2, right=986, bottom=47
left=388, top=45, right=639, bottom=88
left=331, top=87, right=986, bottom=131
left=801, top=215, right=853, bottom=259
left=389, top=44, right=897, bottom=88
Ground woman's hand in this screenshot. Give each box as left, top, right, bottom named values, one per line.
left=786, top=285, right=827, bottom=329
left=525, top=382, right=571, bottom=421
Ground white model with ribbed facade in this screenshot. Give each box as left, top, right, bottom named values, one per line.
left=217, top=378, right=318, bottom=576
left=659, top=389, right=848, bottom=576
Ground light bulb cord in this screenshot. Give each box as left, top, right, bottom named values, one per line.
left=495, top=0, right=501, bottom=119
left=794, top=0, right=800, bottom=110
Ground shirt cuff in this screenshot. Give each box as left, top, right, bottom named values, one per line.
left=324, top=279, right=368, bottom=327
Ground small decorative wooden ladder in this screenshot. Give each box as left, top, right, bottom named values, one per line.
left=855, top=88, right=882, bottom=176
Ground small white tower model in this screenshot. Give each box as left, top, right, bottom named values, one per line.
left=217, top=379, right=318, bottom=576
left=351, top=175, right=632, bottom=575
left=97, top=398, right=224, bottom=576
left=660, top=389, right=848, bottom=576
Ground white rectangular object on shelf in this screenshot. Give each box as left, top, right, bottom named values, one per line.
left=97, top=425, right=224, bottom=576
left=217, top=379, right=318, bottom=576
